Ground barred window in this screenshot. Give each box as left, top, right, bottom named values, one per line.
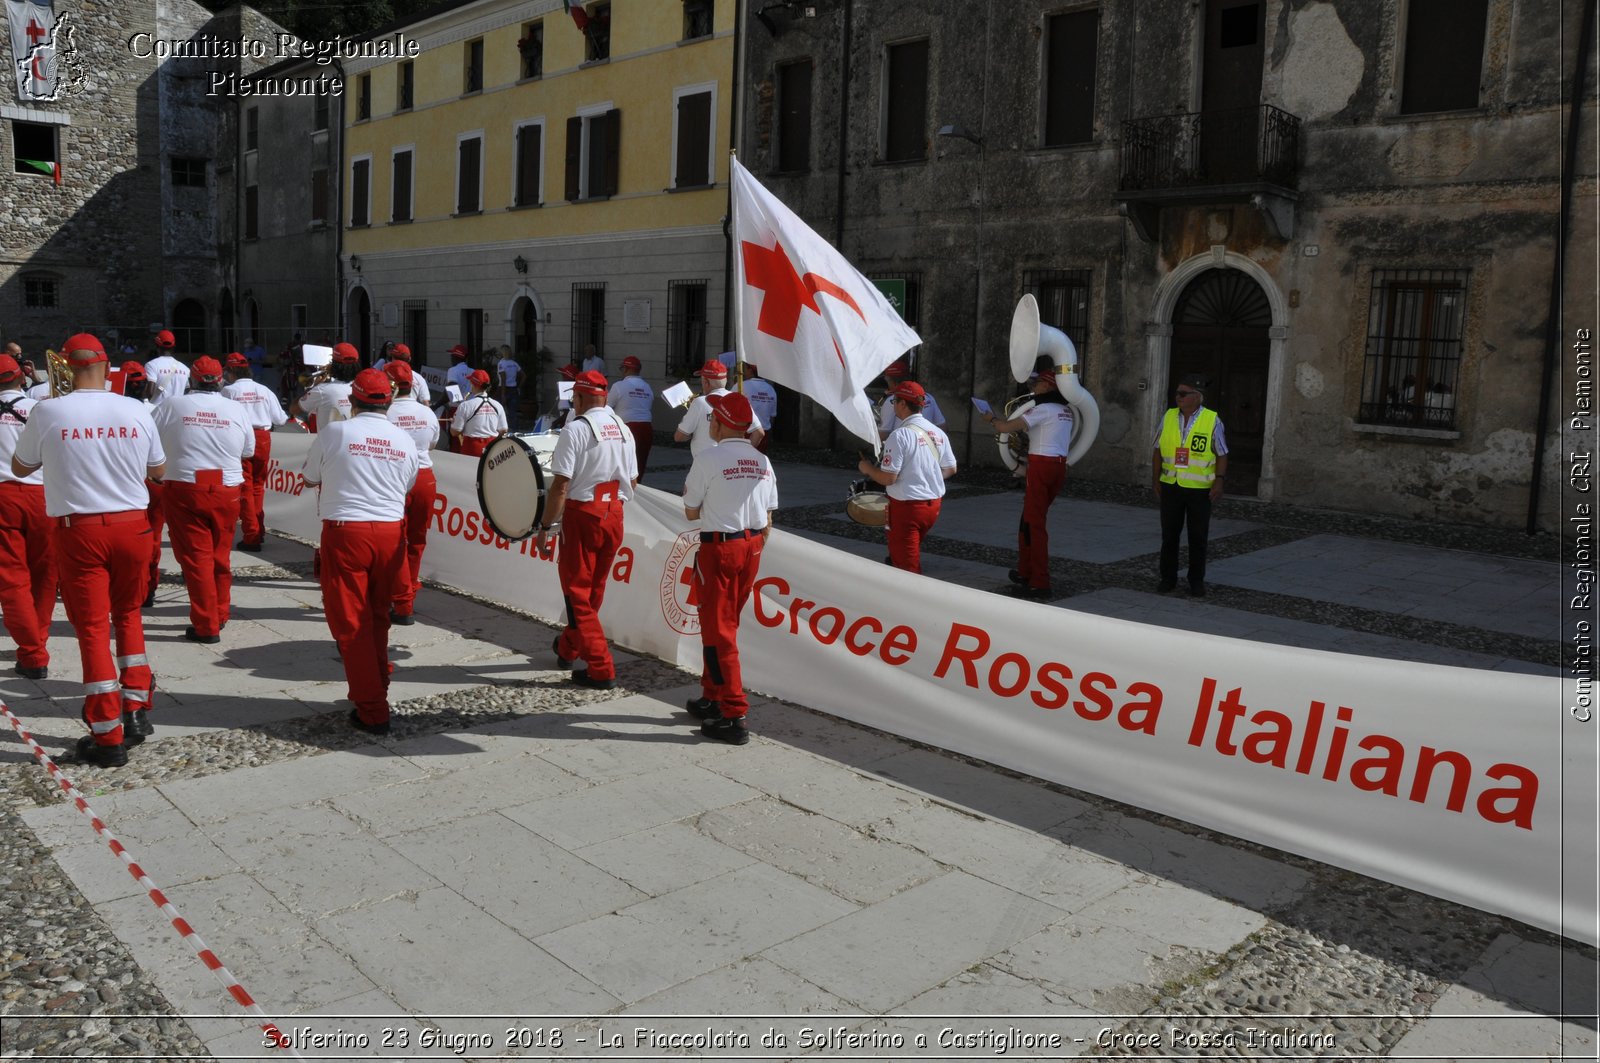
left=1358, top=269, right=1467, bottom=430
left=572, top=282, right=606, bottom=357
left=666, top=279, right=708, bottom=377
left=23, top=275, right=58, bottom=309
left=1022, top=268, right=1091, bottom=377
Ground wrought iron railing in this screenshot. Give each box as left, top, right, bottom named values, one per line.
left=1120, top=104, right=1300, bottom=191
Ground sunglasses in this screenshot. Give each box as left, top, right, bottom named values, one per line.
left=1175, top=389, right=1199, bottom=397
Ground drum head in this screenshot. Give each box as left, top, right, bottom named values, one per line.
left=846, top=490, right=890, bottom=528
left=476, top=435, right=547, bottom=541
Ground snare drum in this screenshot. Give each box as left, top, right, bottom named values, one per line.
left=846, top=488, right=890, bottom=527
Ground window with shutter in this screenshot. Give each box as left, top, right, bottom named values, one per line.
left=1400, top=0, right=1487, bottom=113
left=391, top=149, right=413, bottom=222
left=350, top=158, right=370, bottom=227
left=882, top=39, right=929, bottom=162
left=457, top=136, right=482, bottom=214
left=776, top=60, right=812, bottom=173
left=515, top=122, right=543, bottom=206
left=673, top=90, right=712, bottom=188
left=1042, top=9, right=1098, bottom=146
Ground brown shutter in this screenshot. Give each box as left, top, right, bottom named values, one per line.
left=603, top=108, right=621, bottom=196
left=565, top=116, right=582, bottom=200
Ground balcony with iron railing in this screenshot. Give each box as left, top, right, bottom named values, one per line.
left=1114, top=104, right=1302, bottom=241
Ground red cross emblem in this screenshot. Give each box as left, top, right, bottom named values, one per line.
left=25, top=17, right=46, bottom=45
left=742, top=239, right=866, bottom=344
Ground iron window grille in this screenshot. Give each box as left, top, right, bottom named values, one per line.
left=1358, top=269, right=1468, bottom=430
left=572, top=282, right=607, bottom=357
left=1022, top=269, right=1091, bottom=377
left=666, top=279, right=708, bottom=377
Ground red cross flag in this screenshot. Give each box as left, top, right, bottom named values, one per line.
left=5, top=0, right=57, bottom=101
left=732, top=156, right=921, bottom=449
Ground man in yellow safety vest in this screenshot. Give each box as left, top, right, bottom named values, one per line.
left=1152, top=375, right=1229, bottom=598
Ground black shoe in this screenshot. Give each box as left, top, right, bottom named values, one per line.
left=389, top=610, right=414, bottom=626
left=1004, top=584, right=1052, bottom=601
left=552, top=635, right=575, bottom=668
left=1157, top=579, right=1177, bottom=593
left=699, top=716, right=750, bottom=745
left=569, top=670, right=616, bottom=690
left=75, top=735, right=128, bottom=768
left=1007, top=569, right=1028, bottom=586
left=14, top=664, right=47, bottom=680
left=236, top=541, right=263, bottom=553
left=184, top=626, right=220, bottom=645
left=685, top=697, right=721, bottom=721
left=1189, top=582, right=1206, bottom=598
left=142, top=587, right=156, bottom=609
left=120, top=709, right=153, bottom=747
left=347, top=708, right=391, bottom=736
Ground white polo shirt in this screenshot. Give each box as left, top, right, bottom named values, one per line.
left=0, top=389, right=43, bottom=485
left=684, top=438, right=779, bottom=534
left=677, top=387, right=765, bottom=457
left=301, top=412, right=419, bottom=522
left=407, top=371, right=432, bottom=405
left=446, top=361, right=474, bottom=398
left=881, top=414, right=956, bottom=501
left=1022, top=397, right=1075, bottom=457
left=144, top=354, right=190, bottom=404
left=880, top=388, right=946, bottom=435
left=549, top=406, right=636, bottom=502
left=13, top=390, right=165, bottom=516
left=608, top=375, right=654, bottom=423
left=388, top=396, right=440, bottom=469
left=222, top=378, right=289, bottom=430
left=744, top=378, right=778, bottom=429
left=304, top=380, right=353, bottom=426
left=497, top=358, right=523, bottom=388
left=153, top=391, right=255, bottom=486
left=451, top=394, right=508, bottom=439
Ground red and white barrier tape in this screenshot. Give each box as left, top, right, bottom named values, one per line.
left=0, top=700, right=304, bottom=1059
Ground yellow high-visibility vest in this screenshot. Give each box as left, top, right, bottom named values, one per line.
left=1158, top=407, right=1219, bottom=488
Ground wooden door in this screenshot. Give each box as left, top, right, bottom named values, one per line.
left=1169, top=270, right=1271, bottom=495
left=1201, top=0, right=1265, bottom=183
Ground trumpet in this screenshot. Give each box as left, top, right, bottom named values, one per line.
left=298, top=363, right=333, bottom=390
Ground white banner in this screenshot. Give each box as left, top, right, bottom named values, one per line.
left=5, top=0, right=56, bottom=101
left=262, top=432, right=1596, bottom=945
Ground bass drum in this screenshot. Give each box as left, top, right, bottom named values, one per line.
left=996, top=397, right=1035, bottom=473
left=476, top=435, right=548, bottom=541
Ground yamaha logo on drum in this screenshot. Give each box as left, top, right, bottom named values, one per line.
left=659, top=531, right=702, bottom=635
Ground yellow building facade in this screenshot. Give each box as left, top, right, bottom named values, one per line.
left=341, top=0, right=733, bottom=422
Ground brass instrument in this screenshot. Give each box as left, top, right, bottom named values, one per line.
left=46, top=347, right=72, bottom=397
left=1002, top=294, right=1101, bottom=467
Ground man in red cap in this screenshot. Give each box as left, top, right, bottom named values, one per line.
left=222, top=352, right=288, bottom=552
left=539, top=369, right=637, bottom=689
left=674, top=359, right=731, bottom=458
left=981, top=369, right=1074, bottom=599
left=153, top=357, right=254, bottom=642
left=450, top=369, right=508, bottom=457
left=857, top=381, right=957, bottom=574
left=291, top=341, right=359, bottom=432
left=445, top=343, right=474, bottom=400
left=741, top=363, right=778, bottom=455
left=144, top=329, right=189, bottom=405
left=607, top=355, right=654, bottom=476
left=384, top=361, right=440, bottom=625
left=0, top=353, right=57, bottom=679
left=385, top=343, right=430, bottom=404
left=11, top=334, right=165, bottom=767
left=549, top=360, right=581, bottom=430
left=301, top=367, right=420, bottom=735
left=682, top=392, right=778, bottom=744
left=878, top=361, right=946, bottom=439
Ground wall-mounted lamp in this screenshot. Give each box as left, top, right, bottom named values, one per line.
left=755, top=0, right=818, bottom=36
left=513, top=255, right=529, bottom=274
left=349, top=255, right=361, bottom=273
left=936, top=123, right=983, bottom=147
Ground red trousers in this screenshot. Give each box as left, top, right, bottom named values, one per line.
left=146, top=480, right=165, bottom=599
left=555, top=486, right=624, bottom=680
left=1018, top=456, right=1066, bottom=589
left=887, top=497, right=941, bottom=575
left=238, top=428, right=272, bottom=546
left=56, top=512, right=154, bottom=747
left=458, top=436, right=492, bottom=458
left=163, top=481, right=241, bottom=636
left=320, top=520, right=404, bottom=726
left=0, top=482, right=57, bottom=670
left=625, top=422, right=652, bottom=477
left=392, top=467, right=437, bottom=616
left=694, top=534, right=763, bottom=718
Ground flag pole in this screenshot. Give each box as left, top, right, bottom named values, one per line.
left=730, top=150, right=745, bottom=396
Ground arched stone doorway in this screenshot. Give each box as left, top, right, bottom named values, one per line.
left=347, top=286, right=372, bottom=365
left=1168, top=269, right=1271, bottom=495
left=171, top=299, right=206, bottom=355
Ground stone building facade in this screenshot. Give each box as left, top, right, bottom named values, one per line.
left=740, top=0, right=1593, bottom=530
left=1, top=0, right=279, bottom=358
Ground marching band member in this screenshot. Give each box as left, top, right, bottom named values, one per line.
left=301, top=368, right=419, bottom=736
left=682, top=392, right=778, bottom=745
left=539, top=370, right=637, bottom=690
left=982, top=368, right=1073, bottom=599
left=446, top=344, right=474, bottom=399
left=676, top=360, right=765, bottom=458
left=386, top=344, right=430, bottom=404
left=119, top=362, right=166, bottom=607
left=384, top=362, right=440, bottom=626
left=144, top=330, right=190, bottom=404
left=606, top=355, right=654, bottom=477
left=0, top=354, right=57, bottom=679
left=290, top=341, right=359, bottom=432
left=878, top=361, right=945, bottom=439
left=153, top=357, right=254, bottom=643
left=222, top=351, right=288, bottom=553
left=11, top=334, right=165, bottom=768
left=856, top=381, right=957, bottom=574
left=450, top=370, right=507, bottom=457
left=741, top=363, right=778, bottom=455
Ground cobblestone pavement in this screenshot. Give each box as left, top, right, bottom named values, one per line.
left=0, top=459, right=1592, bottom=1062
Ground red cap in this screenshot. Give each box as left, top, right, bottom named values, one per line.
left=620, top=356, right=642, bottom=371
left=385, top=361, right=414, bottom=386
left=225, top=351, right=249, bottom=369
left=63, top=333, right=108, bottom=365
left=709, top=392, right=754, bottom=432
left=390, top=343, right=412, bottom=362
left=351, top=367, right=393, bottom=405
left=559, top=362, right=580, bottom=381
left=468, top=368, right=491, bottom=388
left=0, top=355, right=21, bottom=382
left=1032, top=368, right=1058, bottom=390
left=572, top=369, right=608, bottom=395
left=696, top=359, right=728, bottom=379
left=192, top=356, right=224, bottom=382
left=332, top=342, right=360, bottom=364
left=883, top=361, right=909, bottom=380
left=155, top=329, right=176, bottom=349
left=448, top=344, right=468, bottom=360
left=121, top=360, right=147, bottom=384
left=890, top=381, right=926, bottom=407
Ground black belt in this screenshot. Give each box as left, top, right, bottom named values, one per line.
left=700, top=529, right=759, bottom=543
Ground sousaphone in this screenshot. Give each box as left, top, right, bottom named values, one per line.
left=996, top=294, right=1101, bottom=472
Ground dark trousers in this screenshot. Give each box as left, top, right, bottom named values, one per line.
left=1159, top=482, right=1212, bottom=587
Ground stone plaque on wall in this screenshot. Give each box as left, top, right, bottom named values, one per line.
left=622, top=298, right=651, bottom=332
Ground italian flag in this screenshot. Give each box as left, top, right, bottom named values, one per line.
left=19, top=158, right=59, bottom=184
left=562, top=0, right=589, bottom=31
